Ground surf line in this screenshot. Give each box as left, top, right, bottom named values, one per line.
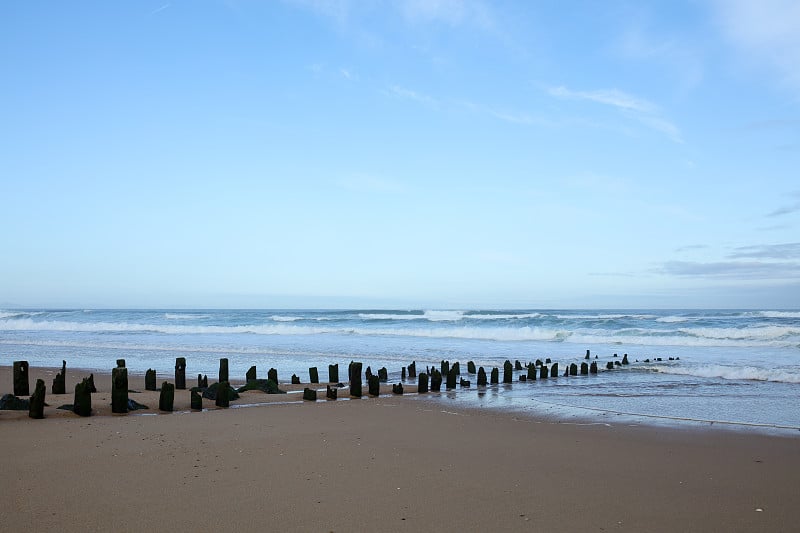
left=528, top=398, right=800, bottom=431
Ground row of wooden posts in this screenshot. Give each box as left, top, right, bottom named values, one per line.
left=9, top=349, right=641, bottom=419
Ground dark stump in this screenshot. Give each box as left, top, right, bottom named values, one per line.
left=326, top=385, right=338, bottom=400
left=145, top=369, right=157, bottom=391
left=268, top=368, right=278, bottom=383
left=246, top=365, right=257, bottom=382
left=13, top=361, right=29, bottom=397
left=219, top=358, right=229, bottom=384
left=191, top=389, right=203, bottom=410
left=349, top=362, right=362, bottom=398
left=467, top=361, right=476, bottom=374
left=111, top=367, right=129, bottom=414
left=328, top=364, right=339, bottom=383
left=303, top=388, right=317, bottom=401
left=52, top=360, right=67, bottom=395
left=430, top=369, right=442, bottom=392
left=368, top=375, right=380, bottom=397
left=309, top=367, right=319, bottom=384
left=503, top=360, right=513, bottom=384
left=175, top=357, right=186, bottom=390
left=392, top=383, right=403, bottom=394
left=159, top=382, right=175, bottom=412
left=446, top=367, right=457, bottom=390
left=418, top=373, right=429, bottom=393
left=73, top=378, right=92, bottom=417
left=408, top=361, right=416, bottom=379
left=490, top=367, right=499, bottom=384
left=540, top=365, right=549, bottom=379
left=28, top=379, right=46, bottom=419
left=216, top=380, right=230, bottom=408
left=477, top=367, right=487, bottom=386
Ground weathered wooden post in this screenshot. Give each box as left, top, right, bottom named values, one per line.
left=540, top=365, right=549, bottom=379
left=430, top=369, right=443, bottom=392
left=401, top=367, right=406, bottom=380
left=527, top=363, right=537, bottom=381
left=52, top=360, right=67, bottom=395
left=477, top=367, right=487, bottom=386
left=467, top=361, right=476, bottom=374
left=622, top=354, right=629, bottom=365
left=13, top=361, right=29, bottom=396
left=408, top=361, right=416, bottom=379
left=580, top=362, right=589, bottom=375
left=29, top=379, right=46, bottom=419
left=175, top=357, right=186, bottom=390
left=87, top=373, right=97, bottom=393
left=159, top=382, right=175, bottom=412
left=392, top=383, right=403, bottom=394
left=111, top=367, right=129, bottom=414
left=219, top=358, right=229, bottom=384
left=452, top=362, right=460, bottom=375
left=519, top=375, right=527, bottom=382
left=145, top=369, right=157, bottom=391
left=503, top=360, right=513, bottom=384
left=585, top=349, right=590, bottom=360
left=590, top=362, right=598, bottom=374
left=291, top=374, right=301, bottom=385
left=268, top=368, right=278, bottom=383
left=328, top=364, right=339, bottom=383
left=326, top=385, right=338, bottom=400
left=349, top=362, right=362, bottom=398
left=73, top=378, right=92, bottom=417
left=246, top=366, right=257, bottom=382
left=550, top=363, right=558, bottom=378
left=418, top=372, right=429, bottom=393
left=191, top=389, right=202, bottom=410
left=441, top=360, right=449, bottom=376
left=368, top=375, right=380, bottom=397
left=199, top=375, right=208, bottom=388
left=303, top=388, right=317, bottom=401
left=515, top=360, right=523, bottom=371
left=378, top=367, right=388, bottom=382
left=309, top=367, right=319, bottom=384
left=216, top=381, right=230, bottom=408
left=490, top=367, right=499, bottom=384
left=365, top=366, right=373, bottom=381
left=116, top=359, right=126, bottom=368
left=446, top=367, right=457, bottom=389
left=459, top=378, right=470, bottom=387
left=569, top=363, right=578, bottom=376
left=606, top=361, right=614, bottom=370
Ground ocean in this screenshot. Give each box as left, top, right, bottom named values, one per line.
left=2, top=308, right=799, bottom=434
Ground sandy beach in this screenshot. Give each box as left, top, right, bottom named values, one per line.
left=1, top=365, right=798, bottom=532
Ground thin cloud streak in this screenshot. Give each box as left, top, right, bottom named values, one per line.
left=728, top=243, right=800, bottom=260
left=659, top=260, right=800, bottom=279
left=766, top=192, right=800, bottom=217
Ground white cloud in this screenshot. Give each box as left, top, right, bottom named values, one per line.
left=548, top=85, right=683, bottom=143
left=712, top=0, right=800, bottom=92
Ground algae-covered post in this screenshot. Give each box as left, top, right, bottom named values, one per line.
left=246, top=366, right=257, bottom=382
left=116, top=359, right=126, bottom=368
left=111, top=367, right=129, bottom=414
left=176, top=357, right=187, bottom=390
left=29, top=379, right=46, bottom=419
left=159, top=382, right=175, bottom=412
left=52, top=360, right=66, bottom=395
left=13, top=361, right=29, bottom=397
left=268, top=368, right=278, bottom=383
left=219, top=358, right=229, bottom=384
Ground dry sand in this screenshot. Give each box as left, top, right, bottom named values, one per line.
left=1, top=366, right=798, bottom=532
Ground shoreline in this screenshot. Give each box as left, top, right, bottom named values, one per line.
left=1, top=367, right=798, bottom=531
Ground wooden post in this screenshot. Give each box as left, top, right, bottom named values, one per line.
left=268, top=368, right=278, bottom=383
left=349, top=362, right=362, bottom=398
left=550, top=363, right=558, bottom=378
left=87, top=373, right=97, bottom=393
left=309, top=367, right=319, bottom=384
left=606, top=361, right=614, bottom=370
left=145, top=369, right=157, bottom=391
left=585, top=349, right=590, bottom=360
left=477, top=367, right=487, bottom=386
left=291, top=374, right=301, bottom=385
left=622, top=354, right=629, bottom=365
left=569, top=363, right=578, bottom=376
left=467, top=361, right=476, bottom=374
left=440, top=360, right=449, bottom=376
left=418, top=372, right=429, bottom=393
left=116, top=359, right=126, bottom=368
left=452, top=362, right=460, bottom=375
left=515, top=360, right=523, bottom=371
left=527, top=363, right=537, bottom=380
left=408, top=361, right=416, bottom=379
left=219, top=358, right=229, bottom=384
left=246, top=366, right=257, bottom=382
left=590, top=362, right=598, bottom=374
left=326, top=385, right=338, bottom=400
left=175, top=357, right=186, bottom=390
left=490, top=367, right=499, bottom=384
left=540, top=365, right=549, bottom=379
left=328, top=364, right=339, bottom=383
left=13, top=361, right=29, bottom=397
left=430, top=369, right=442, bottom=392
left=303, top=388, right=317, bottom=401
left=392, top=383, right=403, bottom=394
left=401, top=367, right=406, bottom=380
left=459, top=378, right=470, bottom=387
left=446, top=367, right=457, bottom=389
left=378, top=367, right=388, bottom=382
left=580, top=362, right=589, bottom=375
left=111, top=367, right=128, bottom=414
left=216, top=381, right=230, bottom=408
left=159, top=382, right=175, bottom=412
left=191, top=389, right=202, bottom=410
left=52, top=360, right=66, bottom=395
left=73, top=378, right=92, bottom=417
left=29, top=379, right=46, bottom=419
left=368, top=375, right=380, bottom=397
left=503, top=360, right=513, bottom=384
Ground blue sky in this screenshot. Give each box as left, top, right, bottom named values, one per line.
left=1, top=0, right=799, bottom=309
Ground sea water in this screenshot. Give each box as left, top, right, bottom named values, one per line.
left=1, top=309, right=798, bottom=433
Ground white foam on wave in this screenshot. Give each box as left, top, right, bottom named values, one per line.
left=164, top=313, right=211, bottom=320
left=554, top=313, right=657, bottom=320
left=756, top=310, right=800, bottom=319
left=678, top=325, right=799, bottom=340
left=271, top=315, right=303, bottom=322
left=464, top=312, right=544, bottom=320
left=655, top=316, right=691, bottom=323
left=359, top=310, right=467, bottom=321
left=649, top=363, right=800, bottom=384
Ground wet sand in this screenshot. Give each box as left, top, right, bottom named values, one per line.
left=1, top=365, right=798, bottom=532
